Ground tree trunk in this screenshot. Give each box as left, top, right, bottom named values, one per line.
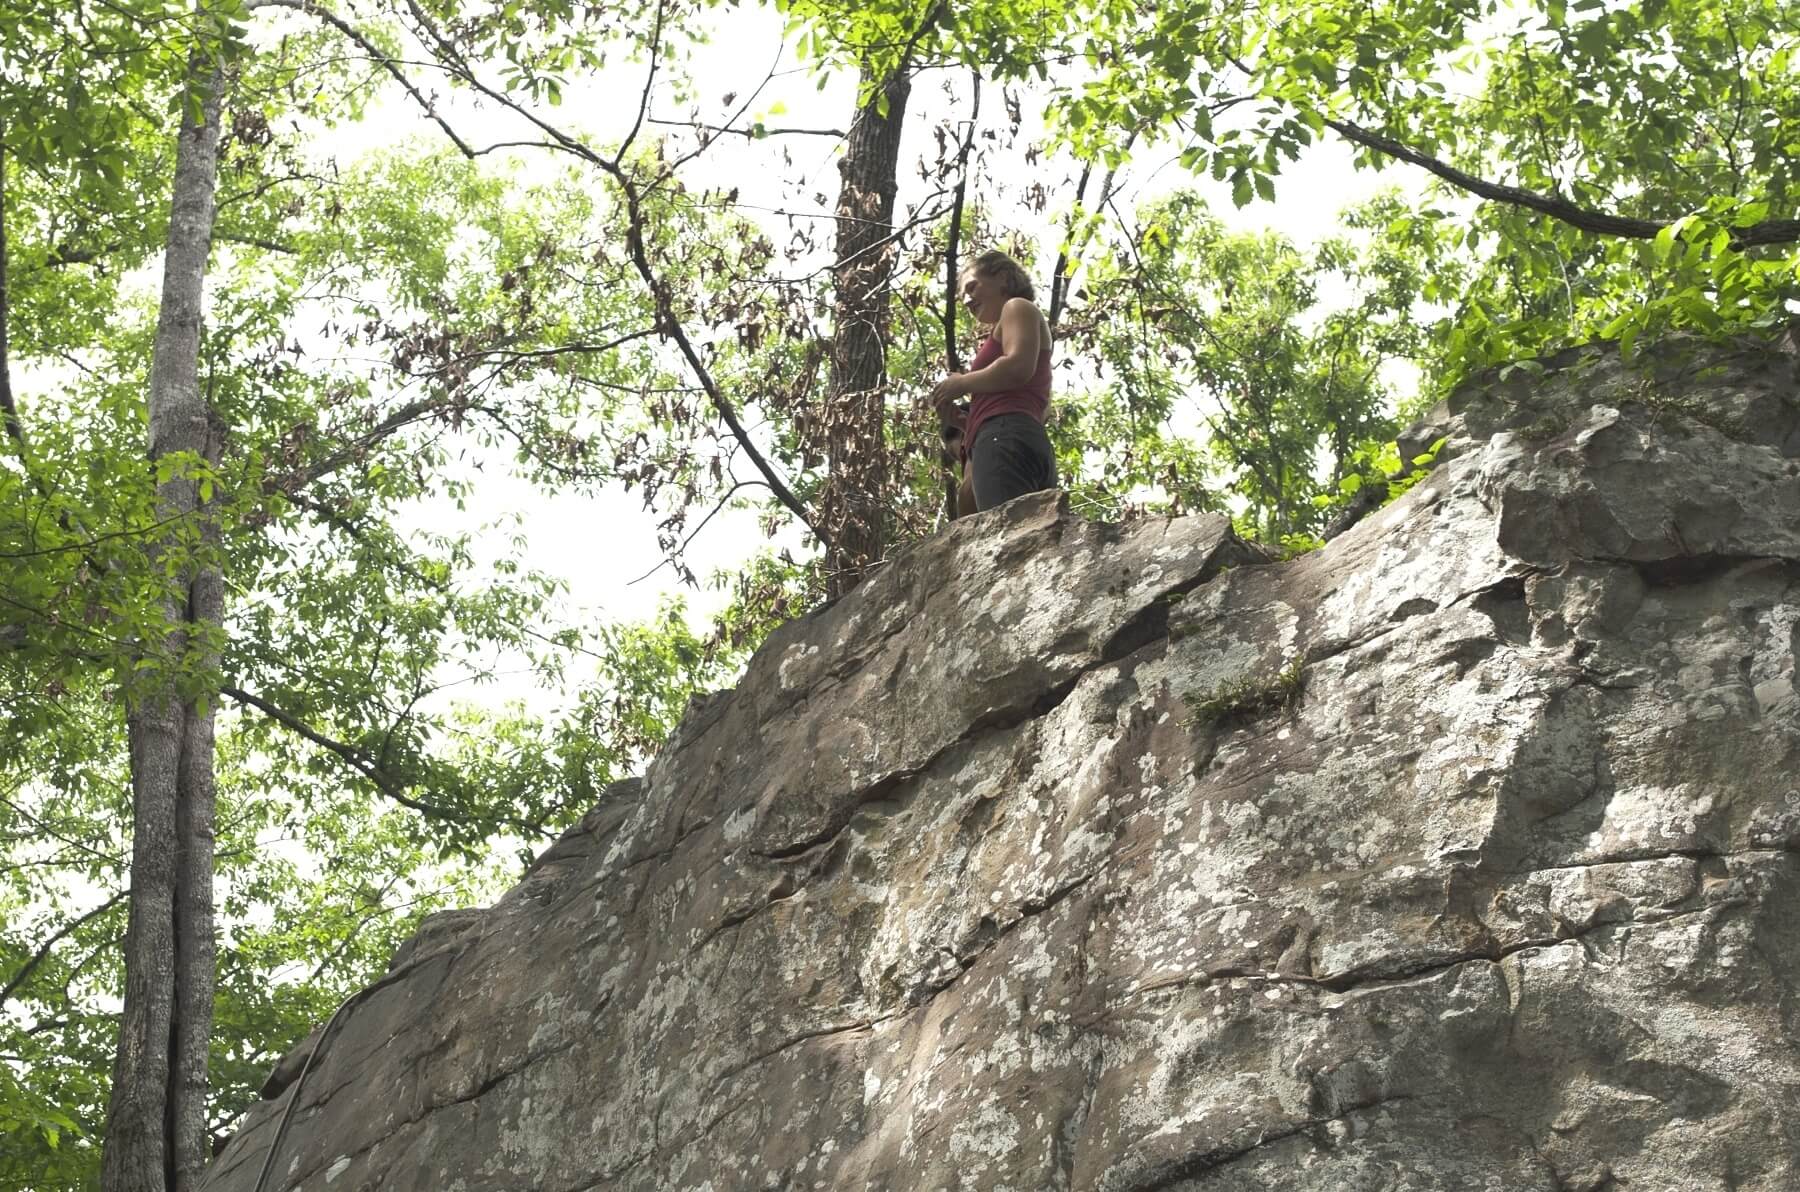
left=0, top=132, right=23, bottom=454
left=822, top=68, right=910, bottom=599
left=171, top=459, right=221, bottom=1192
left=102, top=40, right=226, bottom=1192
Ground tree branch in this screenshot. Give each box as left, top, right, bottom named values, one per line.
left=612, top=0, right=665, bottom=167
left=1050, top=134, right=1130, bottom=337
left=654, top=47, right=785, bottom=182
left=1324, top=116, right=1800, bottom=248
left=932, top=72, right=982, bottom=525
left=0, top=511, right=194, bottom=558
left=273, top=491, right=609, bottom=663
left=266, top=327, right=657, bottom=495
left=893, top=0, right=947, bottom=78
left=221, top=684, right=551, bottom=836
left=623, top=194, right=829, bottom=545
left=445, top=328, right=659, bottom=369
left=0, top=888, right=129, bottom=1008
left=217, top=231, right=297, bottom=254
left=648, top=118, right=847, bottom=139
left=1047, top=159, right=1090, bottom=341
left=250, top=0, right=478, bottom=159
left=264, top=396, right=441, bottom=496
left=626, top=478, right=769, bottom=586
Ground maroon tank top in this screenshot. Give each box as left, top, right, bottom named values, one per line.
left=965, top=332, right=1052, bottom=450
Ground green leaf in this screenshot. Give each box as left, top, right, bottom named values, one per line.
left=1653, top=221, right=1677, bottom=262
left=1619, top=323, right=1640, bottom=359
left=1733, top=200, right=1769, bottom=226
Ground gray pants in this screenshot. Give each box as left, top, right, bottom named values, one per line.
left=970, top=413, right=1057, bottom=511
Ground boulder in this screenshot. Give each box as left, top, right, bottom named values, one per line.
left=203, top=335, right=1800, bottom=1192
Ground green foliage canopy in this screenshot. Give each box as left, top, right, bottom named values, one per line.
left=1051, top=0, right=1799, bottom=379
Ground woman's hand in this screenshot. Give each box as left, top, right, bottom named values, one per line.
left=927, top=372, right=969, bottom=410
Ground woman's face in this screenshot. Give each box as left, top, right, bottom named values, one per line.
left=959, top=268, right=1006, bottom=323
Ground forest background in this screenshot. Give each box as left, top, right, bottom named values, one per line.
left=0, top=0, right=1794, bottom=1186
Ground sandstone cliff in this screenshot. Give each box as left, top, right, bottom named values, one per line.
left=203, top=335, right=1800, bottom=1192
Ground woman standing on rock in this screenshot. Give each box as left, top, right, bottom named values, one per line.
left=927, top=250, right=1058, bottom=513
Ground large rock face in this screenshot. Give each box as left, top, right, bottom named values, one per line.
left=204, top=335, right=1800, bottom=1192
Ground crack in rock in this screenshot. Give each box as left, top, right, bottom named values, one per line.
left=910, top=871, right=1099, bottom=1006
left=1108, top=1094, right=1418, bottom=1192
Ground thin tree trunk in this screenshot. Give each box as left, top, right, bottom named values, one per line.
left=102, top=33, right=227, bottom=1192
left=822, top=68, right=910, bottom=599
left=171, top=429, right=221, bottom=1191
left=936, top=73, right=979, bottom=526
left=0, top=130, right=23, bottom=454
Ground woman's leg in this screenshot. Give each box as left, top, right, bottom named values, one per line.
left=970, top=415, right=1057, bottom=510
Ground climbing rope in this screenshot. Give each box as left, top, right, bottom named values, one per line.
left=248, top=991, right=358, bottom=1192
left=247, top=945, right=439, bottom=1192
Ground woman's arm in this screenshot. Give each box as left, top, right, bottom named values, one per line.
left=928, top=298, right=1043, bottom=407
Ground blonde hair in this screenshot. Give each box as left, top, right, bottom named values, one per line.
left=965, top=249, right=1035, bottom=301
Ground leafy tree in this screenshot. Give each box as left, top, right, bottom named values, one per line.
left=1052, top=0, right=1799, bottom=382
left=0, top=1, right=759, bottom=1184
left=1, top=588, right=733, bottom=1187
left=1050, top=190, right=1426, bottom=540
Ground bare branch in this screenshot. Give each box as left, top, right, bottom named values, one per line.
left=613, top=0, right=666, bottom=167
left=626, top=478, right=769, bottom=586
left=468, top=139, right=567, bottom=156
left=653, top=45, right=785, bottom=180
left=648, top=118, right=848, bottom=139
left=452, top=328, right=659, bottom=368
